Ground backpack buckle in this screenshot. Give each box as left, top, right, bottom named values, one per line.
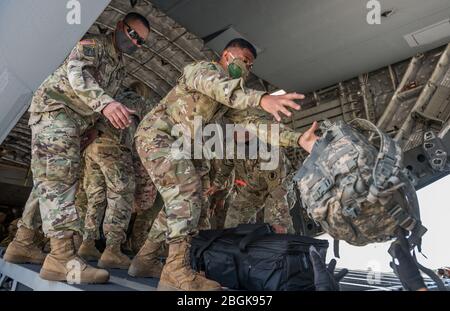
left=342, top=203, right=360, bottom=219
left=312, top=178, right=333, bottom=201
left=387, top=204, right=416, bottom=231
left=374, top=154, right=397, bottom=188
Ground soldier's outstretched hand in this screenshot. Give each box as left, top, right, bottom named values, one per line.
left=102, top=101, right=136, bottom=129
left=299, top=121, right=320, bottom=153
left=259, top=93, right=303, bottom=122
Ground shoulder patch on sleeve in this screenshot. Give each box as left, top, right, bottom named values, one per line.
left=83, top=46, right=95, bottom=57
left=208, top=63, right=218, bottom=71
left=79, top=39, right=97, bottom=57
left=83, top=45, right=96, bottom=57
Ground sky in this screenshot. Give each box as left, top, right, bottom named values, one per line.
left=321, top=174, right=450, bottom=272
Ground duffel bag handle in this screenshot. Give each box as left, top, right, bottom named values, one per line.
left=194, top=228, right=235, bottom=259
left=195, top=224, right=274, bottom=258
left=239, top=224, right=274, bottom=252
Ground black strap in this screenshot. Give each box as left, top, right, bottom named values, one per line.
left=333, top=239, right=340, bottom=258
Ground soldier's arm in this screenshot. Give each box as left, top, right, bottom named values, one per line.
left=66, top=38, right=115, bottom=113
left=226, top=109, right=303, bottom=148
left=183, top=62, right=266, bottom=110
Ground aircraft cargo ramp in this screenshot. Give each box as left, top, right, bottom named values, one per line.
left=1, top=247, right=449, bottom=291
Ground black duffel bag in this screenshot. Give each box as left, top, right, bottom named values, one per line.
left=190, top=224, right=329, bottom=291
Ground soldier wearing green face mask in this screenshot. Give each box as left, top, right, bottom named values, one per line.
left=134, top=38, right=320, bottom=291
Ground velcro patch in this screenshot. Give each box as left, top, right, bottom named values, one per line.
left=80, top=39, right=96, bottom=46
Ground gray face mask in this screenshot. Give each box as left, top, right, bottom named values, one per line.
left=115, top=29, right=138, bottom=55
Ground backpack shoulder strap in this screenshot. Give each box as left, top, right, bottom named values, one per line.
left=350, top=118, right=403, bottom=190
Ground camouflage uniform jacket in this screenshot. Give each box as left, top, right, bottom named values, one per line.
left=29, top=33, right=125, bottom=117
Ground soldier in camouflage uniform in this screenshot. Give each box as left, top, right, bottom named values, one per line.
left=207, top=114, right=296, bottom=233
left=4, top=13, right=151, bottom=284
left=77, top=88, right=155, bottom=269
left=134, top=38, right=319, bottom=290
left=76, top=91, right=136, bottom=268
left=213, top=150, right=296, bottom=233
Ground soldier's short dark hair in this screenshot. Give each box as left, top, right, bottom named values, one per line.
left=224, top=38, right=257, bottom=59
left=124, top=12, right=151, bottom=31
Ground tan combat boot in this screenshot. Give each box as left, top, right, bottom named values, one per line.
left=3, top=226, right=46, bottom=264
left=157, top=238, right=222, bottom=291
left=98, top=244, right=131, bottom=269
left=78, top=239, right=102, bottom=261
left=128, top=239, right=164, bottom=278
left=39, top=236, right=109, bottom=284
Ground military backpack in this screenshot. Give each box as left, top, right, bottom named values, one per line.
left=294, top=119, right=446, bottom=290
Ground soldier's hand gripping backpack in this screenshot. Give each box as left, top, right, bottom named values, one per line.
left=294, top=119, right=446, bottom=290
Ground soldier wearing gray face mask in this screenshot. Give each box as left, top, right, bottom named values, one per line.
left=4, top=12, right=150, bottom=285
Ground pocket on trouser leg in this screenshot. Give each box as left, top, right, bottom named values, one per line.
left=31, top=127, right=80, bottom=182
left=46, top=156, right=74, bottom=180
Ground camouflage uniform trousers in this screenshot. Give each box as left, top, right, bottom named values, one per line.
left=17, top=187, right=42, bottom=231
left=128, top=149, right=159, bottom=252
left=132, top=160, right=211, bottom=246
left=135, top=113, right=210, bottom=243
left=81, top=136, right=135, bottom=245
left=74, top=157, right=88, bottom=230
left=224, top=177, right=296, bottom=233
left=146, top=195, right=211, bottom=244
left=11, top=188, right=49, bottom=250
left=28, top=108, right=94, bottom=238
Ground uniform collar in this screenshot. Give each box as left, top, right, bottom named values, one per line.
left=211, top=61, right=227, bottom=75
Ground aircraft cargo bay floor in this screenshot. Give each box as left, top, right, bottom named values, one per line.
left=1, top=248, right=449, bottom=291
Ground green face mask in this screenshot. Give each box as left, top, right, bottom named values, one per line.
left=227, top=56, right=250, bottom=80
